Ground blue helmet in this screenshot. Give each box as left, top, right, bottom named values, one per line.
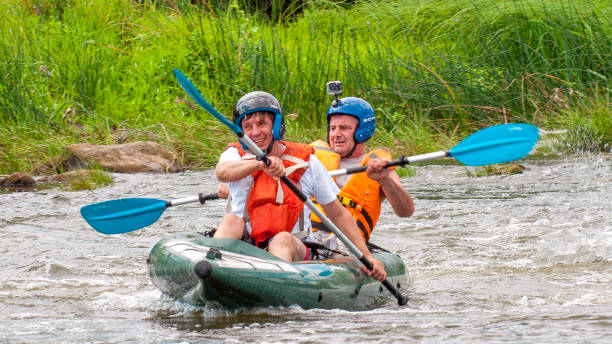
left=233, top=91, right=285, bottom=140
left=327, top=97, right=375, bottom=143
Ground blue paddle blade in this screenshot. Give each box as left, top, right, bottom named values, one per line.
left=449, top=123, right=540, bottom=166
left=80, top=198, right=167, bottom=234
left=173, top=68, right=240, bottom=134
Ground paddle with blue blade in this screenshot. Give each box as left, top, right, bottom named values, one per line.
left=81, top=193, right=219, bottom=234
left=80, top=117, right=538, bottom=235
left=329, top=123, right=539, bottom=177
left=173, top=68, right=410, bottom=306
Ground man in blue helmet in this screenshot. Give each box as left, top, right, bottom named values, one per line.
left=310, top=96, right=414, bottom=245
left=213, top=91, right=387, bottom=281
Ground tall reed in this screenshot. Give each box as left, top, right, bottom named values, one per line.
left=1, top=0, right=610, bottom=173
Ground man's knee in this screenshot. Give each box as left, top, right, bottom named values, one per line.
left=269, top=232, right=306, bottom=261
left=214, top=214, right=244, bottom=239
left=269, top=231, right=294, bottom=246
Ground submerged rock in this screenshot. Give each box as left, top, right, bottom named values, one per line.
left=0, top=170, right=113, bottom=193
left=37, top=170, right=102, bottom=184
left=0, top=172, right=36, bottom=186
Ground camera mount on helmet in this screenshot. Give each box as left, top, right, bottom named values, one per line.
left=326, top=81, right=343, bottom=107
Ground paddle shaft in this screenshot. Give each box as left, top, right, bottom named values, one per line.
left=329, top=151, right=448, bottom=177
left=168, top=192, right=219, bottom=207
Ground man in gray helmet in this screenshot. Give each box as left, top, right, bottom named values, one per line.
left=213, top=91, right=387, bottom=281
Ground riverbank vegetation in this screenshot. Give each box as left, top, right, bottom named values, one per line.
left=1, top=0, right=610, bottom=174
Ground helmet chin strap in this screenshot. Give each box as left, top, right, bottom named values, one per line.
left=264, top=140, right=275, bottom=155
left=342, top=141, right=358, bottom=159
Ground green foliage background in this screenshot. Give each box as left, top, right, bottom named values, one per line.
left=1, top=0, right=610, bottom=173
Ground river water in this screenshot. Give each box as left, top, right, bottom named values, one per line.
left=1, top=154, right=610, bottom=343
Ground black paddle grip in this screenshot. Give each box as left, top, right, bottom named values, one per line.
left=359, top=256, right=409, bottom=306
left=198, top=192, right=220, bottom=204
left=343, top=157, right=410, bottom=175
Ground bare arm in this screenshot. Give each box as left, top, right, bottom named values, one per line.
left=321, top=199, right=387, bottom=281
left=366, top=158, right=414, bottom=217
left=216, top=155, right=285, bottom=182
left=216, top=159, right=264, bottom=182
left=378, top=170, right=414, bottom=217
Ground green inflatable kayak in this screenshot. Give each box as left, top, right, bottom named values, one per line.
left=147, top=232, right=409, bottom=310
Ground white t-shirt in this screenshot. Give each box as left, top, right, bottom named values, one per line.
left=218, top=146, right=340, bottom=235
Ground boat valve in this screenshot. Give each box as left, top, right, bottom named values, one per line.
left=206, top=247, right=222, bottom=260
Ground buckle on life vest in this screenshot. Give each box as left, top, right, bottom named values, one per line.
left=337, top=195, right=357, bottom=208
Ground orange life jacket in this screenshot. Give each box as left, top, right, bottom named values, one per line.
left=228, top=141, right=312, bottom=247
left=309, top=140, right=393, bottom=243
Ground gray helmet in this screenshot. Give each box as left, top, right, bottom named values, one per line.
left=233, top=91, right=285, bottom=140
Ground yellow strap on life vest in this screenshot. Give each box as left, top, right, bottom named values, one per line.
left=337, top=195, right=358, bottom=209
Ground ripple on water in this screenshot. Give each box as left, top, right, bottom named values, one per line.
left=1, top=158, right=611, bottom=342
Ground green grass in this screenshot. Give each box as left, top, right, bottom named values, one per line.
left=395, top=165, right=417, bottom=178
left=1, top=0, right=610, bottom=174
left=548, top=98, right=612, bottom=153
left=465, top=163, right=526, bottom=177
left=69, top=169, right=113, bottom=191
